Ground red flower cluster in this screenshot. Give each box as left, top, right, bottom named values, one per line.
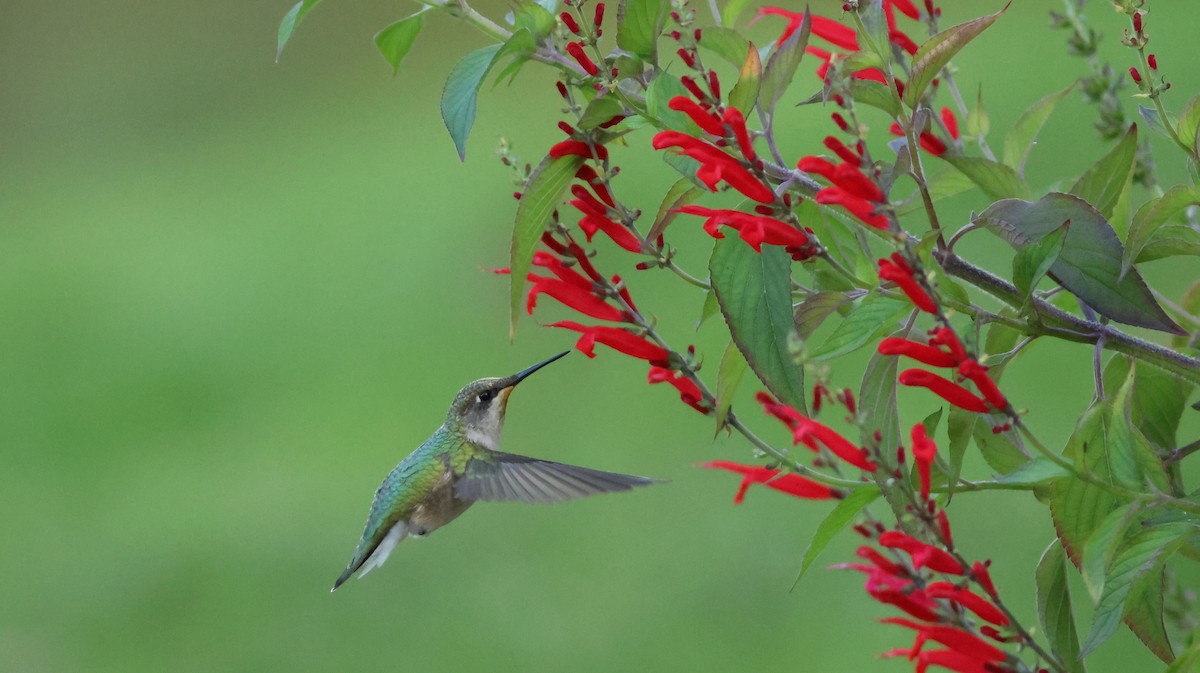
left=843, top=486, right=1016, bottom=673
left=800, top=152, right=890, bottom=230
left=701, top=460, right=841, bottom=503
left=759, top=2, right=923, bottom=84
left=757, top=392, right=877, bottom=471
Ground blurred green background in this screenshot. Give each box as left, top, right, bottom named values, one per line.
left=2, top=1, right=1197, bottom=671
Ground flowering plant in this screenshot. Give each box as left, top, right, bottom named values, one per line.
left=280, top=0, right=1200, bottom=670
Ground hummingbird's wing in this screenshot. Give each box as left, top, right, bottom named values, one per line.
left=454, top=451, right=661, bottom=503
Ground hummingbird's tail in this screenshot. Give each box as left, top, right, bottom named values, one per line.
left=331, top=520, right=410, bottom=592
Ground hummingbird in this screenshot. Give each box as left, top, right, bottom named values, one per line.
left=331, top=351, right=659, bottom=591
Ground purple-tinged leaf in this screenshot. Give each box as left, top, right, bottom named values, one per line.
left=648, top=178, right=703, bottom=240
left=973, top=193, right=1184, bottom=334
left=727, top=42, right=762, bottom=115
left=902, top=3, right=1008, bottom=108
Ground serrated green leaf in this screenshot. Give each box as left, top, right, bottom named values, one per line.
left=995, top=458, right=1071, bottom=486
left=759, top=11, right=809, bottom=115
left=728, top=42, right=762, bottom=115
left=488, top=28, right=538, bottom=88
left=972, top=422, right=1027, bottom=474
left=793, top=291, right=852, bottom=340
left=1177, top=94, right=1200, bottom=152
left=1012, top=219, right=1067, bottom=300
left=792, top=487, right=880, bottom=588
left=698, top=26, right=750, bottom=67
left=973, top=193, right=1183, bottom=334
left=441, top=44, right=503, bottom=161
left=1109, top=364, right=1171, bottom=491
left=616, top=0, right=665, bottom=61
left=508, top=154, right=585, bottom=337
left=945, top=407, right=976, bottom=501
left=1070, top=124, right=1138, bottom=220
left=374, top=13, right=426, bottom=75
left=1081, top=503, right=1137, bottom=603
left=902, top=4, right=1007, bottom=108
left=513, top=1, right=556, bottom=39
left=710, top=237, right=806, bottom=411
left=697, top=288, right=721, bottom=330
left=807, top=294, right=909, bottom=361
left=648, top=178, right=703, bottom=240
left=940, top=155, right=1030, bottom=200
left=1124, top=185, right=1200, bottom=275
left=1051, top=402, right=1121, bottom=562
left=714, top=341, right=749, bottom=429
left=1036, top=540, right=1086, bottom=673
left=1127, top=364, right=1190, bottom=451
left=1080, top=523, right=1193, bottom=657
left=859, top=349, right=900, bottom=459
left=276, top=0, right=322, bottom=62
left=1137, top=224, right=1200, bottom=263
left=647, top=72, right=697, bottom=133
left=848, top=79, right=900, bottom=117
left=664, top=151, right=704, bottom=188
left=1003, top=82, right=1075, bottom=174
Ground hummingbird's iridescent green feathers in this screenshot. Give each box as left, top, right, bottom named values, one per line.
left=332, top=440, right=448, bottom=590
left=453, top=450, right=661, bottom=503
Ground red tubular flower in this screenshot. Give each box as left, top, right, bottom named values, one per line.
left=957, top=359, right=1008, bottom=411
left=610, top=274, right=638, bottom=313
left=1132, top=11, right=1143, bottom=34
left=890, top=30, right=919, bottom=55
left=941, top=107, right=960, bottom=140
left=575, top=165, right=615, bottom=207
left=532, top=251, right=593, bottom=290
left=648, top=367, right=710, bottom=414
left=569, top=187, right=643, bottom=253
left=755, top=392, right=876, bottom=470
left=701, top=461, right=840, bottom=503
left=924, top=583, right=1010, bottom=626
left=759, top=8, right=859, bottom=50
left=548, top=321, right=669, bottom=362
left=877, top=337, right=960, bottom=368
left=550, top=139, right=608, bottom=161
left=971, top=561, right=998, bottom=599
left=798, top=156, right=837, bottom=181
left=873, top=587, right=941, bottom=623
left=823, top=136, right=862, bottom=166
left=652, top=131, right=775, bottom=204
left=936, top=509, right=953, bottom=547
left=928, top=327, right=966, bottom=362
left=1148, top=53, right=1158, bottom=70
left=566, top=41, right=599, bottom=76
left=888, top=0, right=920, bottom=19
left=723, top=108, right=756, bottom=161
left=878, top=253, right=937, bottom=313
left=668, top=96, right=725, bottom=136
left=833, top=163, right=884, bottom=202
left=883, top=619, right=1008, bottom=665
left=707, top=70, right=721, bottom=100
left=560, top=12, right=580, bottom=34
left=884, top=648, right=993, bottom=673
left=593, top=2, right=605, bottom=27
left=564, top=239, right=605, bottom=283
left=527, top=276, right=624, bottom=322
left=911, top=423, right=937, bottom=501
left=1129, top=67, right=1142, bottom=84
left=857, top=546, right=905, bottom=577
left=676, top=205, right=809, bottom=255
left=680, top=75, right=707, bottom=101
left=919, top=132, right=947, bottom=156
left=898, top=369, right=989, bottom=414
left=816, top=188, right=889, bottom=230
left=878, top=532, right=965, bottom=574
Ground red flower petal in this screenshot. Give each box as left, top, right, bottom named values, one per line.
left=878, top=531, right=965, bottom=574
left=878, top=255, right=937, bottom=313
left=550, top=139, right=608, bottom=161
left=877, top=337, right=960, bottom=368
left=957, top=359, right=1008, bottom=411
left=548, top=321, right=669, bottom=362
left=925, top=583, right=1010, bottom=626
left=648, top=366, right=710, bottom=414
left=898, top=369, right=989, bottom=414
left=911, top=423, right=937, bottom=501
left=526, top=276, right=624, bottom=322
left=667, top=96, right=726, bottom=136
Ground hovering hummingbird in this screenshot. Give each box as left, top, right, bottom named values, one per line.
left=331, top=351, right=659, bottom=591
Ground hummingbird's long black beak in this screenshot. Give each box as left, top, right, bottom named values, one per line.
left=508, top=350, right=570, bottom=386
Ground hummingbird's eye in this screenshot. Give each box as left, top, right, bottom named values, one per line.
left=477, top=390, right=495, bottom=404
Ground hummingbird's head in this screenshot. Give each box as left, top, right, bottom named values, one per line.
left=447, top=351, right=569, bottom=449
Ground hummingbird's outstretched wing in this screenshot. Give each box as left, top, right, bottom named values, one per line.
left=454, top=451, right=661, bottom=503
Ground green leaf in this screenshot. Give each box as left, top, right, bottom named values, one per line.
left=374, top=13, right=426, bottom=75
left=807, top=294, right=910, bottom=361
left=972, top=422, right=1027, bottom=475
left=897, top=167, right=976, bottom=216
left=1003, top=82, right=1075, bottom=174
left=1012, top=219, right=1067, bottom=300
left=696, top=289, right=721, bottom=331
left=792, top=487, right=880, bottom=588
left=727, top=42, right=762, bottom=115
left=1127, top=363, right=1190, bottom=451
left=441, top=44, right=503, bottom=161
left=759, top=11, right=810, bottom=115
left=648, top=178, right=703, bottom=240
left=1108, top=364, right=1171, bottom=492
left=1137, top=224, right=1200, bottom=264
left=616, top=0, right=666, bottom=61
left=276, top=0, right=322, bottom=62
left=1124, top=185, right=1200, bottom=275
left=1177, top=94, right=1200, bottom=152
left=859, top=350, right=900, bottom=462
left=578, top=95, right=625, bottom=130
left=940, top=155, right=1030, bottom=200
left=1081, top=504, right=1137, bottom=603
left=647, top=72, right=697, bottom=133
left=1051, top=402, right=1122, bottom=564
left=710, top=237, right=806, bottom=411
left=513, top=1, right=556, bottom=40
left=793, top=291, right=852, bottom=340
left=1163, top=634, right=1200, bottom=673
left=508, top=154, right=585, bottom=337
left=848, top=79, right=900, bottom=117
left=720, top=0, right=754, bottom=28
left=1036, top=540, right=1086, bottom=673
left=1080, top=523, right=1192, bottom=657
left=714, top=341, right=749, bottom=429
left=945, top=407, right=976, bottom=501
left=663, top=151, right=704, bottom=188
left=902, top=4, right=1007, bottom=108
left=995, top=458, right=1071, bottom=486
left=965, top=84, right=989, bottom=138
left=698, top=26, right=750, bottom=67
left=973, top=193, right=1183, bottom=334
left=1070, top=124, right=1138, bottom=220
left=488, top=28, right=538, bottom=87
